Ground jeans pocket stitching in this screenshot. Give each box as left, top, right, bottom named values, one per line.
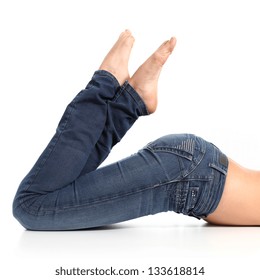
left=209, top=163, right=227, bottom=175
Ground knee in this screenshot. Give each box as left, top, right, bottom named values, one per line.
left=12, top=198, right=39, bottom=231
left=12, top=203, right=29, bottom=230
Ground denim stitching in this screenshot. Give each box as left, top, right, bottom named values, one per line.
left=20, top=179, right=178, bottom=216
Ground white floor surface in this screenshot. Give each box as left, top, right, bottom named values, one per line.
left=2, top=213, right=260, bottom=279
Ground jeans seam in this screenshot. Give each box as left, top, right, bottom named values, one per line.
left=19, top=178, right=180, bottom=216
left=147, top=147, right=193, bottom=161
left=191, top=178, right=213, bottom=214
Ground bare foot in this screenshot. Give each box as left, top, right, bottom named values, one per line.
left=99, top=30, right=135, bottom=85
left=129, top=37, right=177, bottom=113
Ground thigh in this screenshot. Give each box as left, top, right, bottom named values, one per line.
left=14, top=147, right=176, bottom=230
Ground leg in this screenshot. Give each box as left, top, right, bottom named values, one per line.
left=13, top=32, right=176, bottom=230
left=14, top=31, right=138, bottom=193
left=14, top=133, right=227, bottom=231
left=79, top=36, right=177, bottom=174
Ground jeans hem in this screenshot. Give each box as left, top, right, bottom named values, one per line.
left=93, top=70, right=121, bottom=89
left=123, top=81, right=149, bottom=116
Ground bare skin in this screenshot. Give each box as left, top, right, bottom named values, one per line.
left=100, top=30, right=260, bottom=226
left=129, top=37, right=176, bottom=113
left=99, top=30, right=177, bottom=113
left=99, top=30, right=135, bottom=86
left=205, top=159, right=260, bottom=226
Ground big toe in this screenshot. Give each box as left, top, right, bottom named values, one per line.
left=153, top=37, right=177, bottom=66
left=118, top=29, right=135, bottom=47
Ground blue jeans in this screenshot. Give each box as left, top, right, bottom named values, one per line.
left=13, top=70, right=228, bottom=230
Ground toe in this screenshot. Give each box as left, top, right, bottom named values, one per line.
left=169, top=37, right=177, bottom=52
left=119, top=29, right=134, bottom=41
left=153, top=37, right=177, bottom=66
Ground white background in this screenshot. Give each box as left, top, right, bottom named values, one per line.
left=1, top=0, right=260, bottom=279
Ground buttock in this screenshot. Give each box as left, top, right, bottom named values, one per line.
left=144, top=134, right=229, bottom=219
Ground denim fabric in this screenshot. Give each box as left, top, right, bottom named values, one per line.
left=144, top=134, right=228, bottom=219
left=13, top=70, right=228, bottom=230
